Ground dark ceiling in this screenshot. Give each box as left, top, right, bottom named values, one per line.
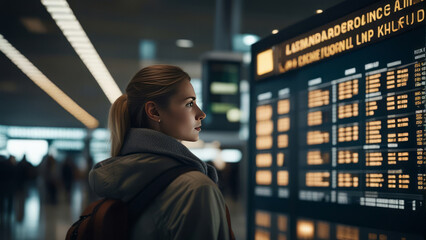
left=0, top=0, right=344, bottom=129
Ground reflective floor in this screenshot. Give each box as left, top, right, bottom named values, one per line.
left=0, top=179, right=246, bottom=240
left=1, top=179, right=91, bottom=240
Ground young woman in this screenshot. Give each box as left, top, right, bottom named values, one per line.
left=89, top=65, right=233, bottom=239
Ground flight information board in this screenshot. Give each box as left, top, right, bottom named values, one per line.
left=249, top=0, right=425, bottom=239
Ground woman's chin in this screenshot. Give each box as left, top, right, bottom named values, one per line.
left=184, top=134, right=199, bottom=142
left=190, top=136, right=199, bottom=142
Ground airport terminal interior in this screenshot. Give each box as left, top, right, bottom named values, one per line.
left=0, top=0, right=425, bottom=239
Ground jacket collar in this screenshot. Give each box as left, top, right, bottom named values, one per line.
left=120, top=128, right=218, bottom=183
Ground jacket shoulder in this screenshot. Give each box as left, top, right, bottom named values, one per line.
left=174, top=170, right=217, bottom=189
left=131, top=170, right=229, bottom=240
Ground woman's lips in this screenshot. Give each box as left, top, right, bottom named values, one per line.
left=195, top=127, right=201, bottom=131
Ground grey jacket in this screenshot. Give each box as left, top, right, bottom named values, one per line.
left=89, top=128, right=231, bottom=240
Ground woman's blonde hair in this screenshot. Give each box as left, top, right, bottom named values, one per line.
left=108, top=65, right=190, bottom=157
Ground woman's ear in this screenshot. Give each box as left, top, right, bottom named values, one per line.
left=145, top=101, right=161, bottom=122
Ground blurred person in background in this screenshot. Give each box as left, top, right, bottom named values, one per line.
left=89, top=65, right=234, bottom=240
left=16, top=154, right=37, bottom=183
left=0, top=155, right=17, bottom=226
left=40, top=155, right=59, bottom=205
left=61, top=155, right=76, bottom=202
left=15, top=154, right=37, bottom=222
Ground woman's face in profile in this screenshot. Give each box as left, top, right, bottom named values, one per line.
left=158, top=80, right=206, bottom=141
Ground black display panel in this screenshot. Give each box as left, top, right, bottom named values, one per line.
left=248, top=0, right=425, bottom=239
left=202, top=60, right=241, bottom=131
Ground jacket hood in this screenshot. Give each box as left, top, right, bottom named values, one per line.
left=89, top=128, right=218, bottom=201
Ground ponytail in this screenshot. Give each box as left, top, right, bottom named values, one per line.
left=108, top=94, right=130, bottom=157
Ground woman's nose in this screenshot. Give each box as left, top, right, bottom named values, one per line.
left=201, top=111, right=206, bottom=120
left=197, top=106, right=206, bottom=120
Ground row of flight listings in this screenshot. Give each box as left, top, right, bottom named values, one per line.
left=253, top=57, right=425, bottom=210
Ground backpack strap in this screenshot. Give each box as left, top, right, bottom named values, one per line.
left=68, top=199, right=107, bottom=240
left=127, top=165, right=198, bottom=223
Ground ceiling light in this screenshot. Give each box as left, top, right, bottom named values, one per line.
left=51, top=13, right=76, bottom=21
left=176, top=39, right=194, bottom=48
left=1, top=125, right=87, bottom=139
left=46, top=6, right=71, bottom=13
left=63, top=30, right=85, bottom=37
left=56, top=20, right=81, bottom=30
left=272, top=29, right=279, bottom=34
left=70, top=42, right=92, bottom=49
left=242, top=34, right=259, bottom=46
left=40, top=0, right=68, bottom=7
left=41, top=0, right=122, bottom=104
left=316, top=9, right=323, bottom=14
left=52, top=140, right=84, bottom=150
left=67, top=36, right=89, bottom=43
left=75, top=48, right=95, bottom=54
left=0, top=34, right=99, bottom=129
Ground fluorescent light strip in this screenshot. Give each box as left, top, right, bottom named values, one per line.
left=0, top=34, right=99, bottom=129
left=1, top=125, right=87, bottom=139
left=41, top=0, right=122, bottom=103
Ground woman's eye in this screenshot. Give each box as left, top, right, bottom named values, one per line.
left=186, top=102, right=194, bottom=107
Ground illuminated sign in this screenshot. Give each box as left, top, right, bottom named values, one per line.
left=256, top=0, right=424, bottom=79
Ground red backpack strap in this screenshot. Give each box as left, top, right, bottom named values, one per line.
left=66, top=199, right=106, bottom=240
left=225, top=204, right=236, bottom=240
left=92, top=199, right=128, bottom=240
left=66, top=199, right=128, bottom=240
